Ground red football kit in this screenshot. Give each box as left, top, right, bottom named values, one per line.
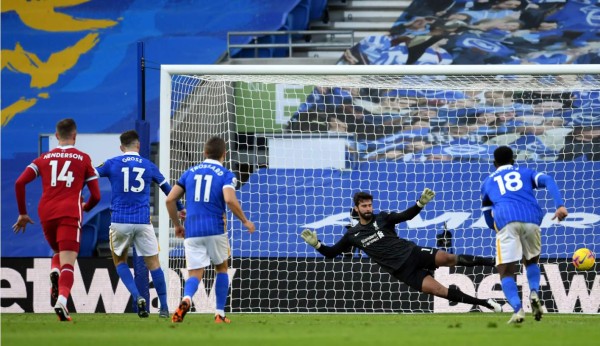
left=15, top=145, right=101, bottom=252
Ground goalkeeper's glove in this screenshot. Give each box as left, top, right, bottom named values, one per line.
left=301, top=229, right=321, bottom=249
left=417, top=188, right=435, bottom=208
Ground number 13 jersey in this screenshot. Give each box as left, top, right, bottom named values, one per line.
left=96, top=152, right=167, bottom=224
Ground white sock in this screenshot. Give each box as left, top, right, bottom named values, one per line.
left=57, top=295, right=67, bottom=306
left=216, top=309, right=225, bottom=317
left=182, top=296, right=192, bottom=304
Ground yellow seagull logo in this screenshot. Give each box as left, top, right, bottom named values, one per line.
left=2, top=0, right=118, bottom=32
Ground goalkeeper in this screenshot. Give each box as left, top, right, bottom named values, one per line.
left=301, top=189, right=502, bottom=312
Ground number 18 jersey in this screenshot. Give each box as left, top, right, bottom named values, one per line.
left=481, top=164, right=545, bottom=231
left=176, top=159, right=237, bottom=238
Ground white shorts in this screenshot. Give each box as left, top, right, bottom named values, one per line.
left=184, top=234, right=230, bottom=270
left=110, top=223, right=159, bottom=257
left=496, top=222, right=541, bottom=265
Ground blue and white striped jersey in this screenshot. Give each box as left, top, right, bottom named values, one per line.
left=96, top=152, right=168, bottom=224
left=176, top=159, right=237, bottom=238
left=481, top=165, right=546, bottom=230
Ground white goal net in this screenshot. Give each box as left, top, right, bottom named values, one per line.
left=159, top=65, right=600, bottom=314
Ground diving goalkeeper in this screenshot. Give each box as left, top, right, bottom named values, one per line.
left=301, top=189, right=502, bottom=312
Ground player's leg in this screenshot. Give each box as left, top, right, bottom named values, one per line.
left=434, top=249, right=495, bottom=267
left=392, top=249, right=501, bottom=312
left=420, top=275, right=502, bottom=312
left=109, top=223, right=147, bottom=316
left=496, top=223, right=525, bottom=323
left=42, top=220, right=61, bottom=306
left=214, top=260, right=231, bottom=323
left=135, top=224, right=169, bottom=317
left=207, top=234, right=231, bottom=323
left=172, top=237, right=208, bottom=323
left=52, top=218, right=81, bottom=321
left=143, top=255, right=169, bottom=317
left=521, top=223, right=543, bottom=321
left=171, top=267, right=203, bottom=323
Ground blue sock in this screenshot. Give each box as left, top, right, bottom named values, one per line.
left=526, top=263, right=541, bottom=293
left=183, top=276, right=200, bottom=299
left=150, top=268, right=168, bottom=311
left=501, top=276, right=522, bottom=312
left=116, top=263, right=140, bottom=298
left=215, top=273, right=229, bottom=311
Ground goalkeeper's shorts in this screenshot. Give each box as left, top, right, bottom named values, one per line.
left=392, top=246, right=438, bottom=292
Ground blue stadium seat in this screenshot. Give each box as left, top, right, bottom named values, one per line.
left=285, top=0, right=311, bottom=37
left=95, top=209, right=112, bottom=245
left=233, top=35, right=275, bottom=58
left=309, top=0, right=327, bottom=21
left=80, top=213, right=99, bottom=257
left=272, top=32, right=291, bottom=57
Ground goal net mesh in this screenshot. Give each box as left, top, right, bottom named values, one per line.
left=163, top=70, right=599, bottom=314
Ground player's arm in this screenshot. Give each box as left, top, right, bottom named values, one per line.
left=223, top=187, right=255, bottom=233
left=480, top=182, right=496, bottom=230
left=83, top=159, right=101, bottom=212
left=158, top=180, right=185, bottom=214
left=83, top=178, right=101, bottom=212
left=13, top=166, right=37, bottom=233
left=387, top=188, right=435, bottom=224
left=166, top=184, right=186, bottom=238
left=536, top=173, right=568, bottom=221
left=481, top=198, right=495, bottom=230
left=301, top=229, right=352, bottom=258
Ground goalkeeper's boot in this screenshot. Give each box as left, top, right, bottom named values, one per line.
left=507, top=308, right=525, bottom=324
left=137, top=296, right=149, bottom=318
left=171, top=299, right=190, bottom=323
left=214, top=314, right=231, bottom=324
left=54, top=301, right=72, bottom=322
left=50, top=271, right=59, bottom=306
left=159, top=308, right=170, bottom=318
left=530, top=291, right=543, bottom=322
left=487, top=298, right=502, bottom=313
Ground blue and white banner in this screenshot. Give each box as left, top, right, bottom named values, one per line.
left=232, top=161, right=600, bottom=258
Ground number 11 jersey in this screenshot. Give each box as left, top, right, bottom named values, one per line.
left=176, top=159, right=237, bottom=238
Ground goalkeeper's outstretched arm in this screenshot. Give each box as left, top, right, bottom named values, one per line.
left=300, top=229, right=352, bottom=258
left=387, top=188, right=435, bottom=224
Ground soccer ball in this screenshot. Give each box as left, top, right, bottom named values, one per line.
left=572, top=248, right=595, bottom=271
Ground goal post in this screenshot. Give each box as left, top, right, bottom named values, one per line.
left=159, top=64, right=600, bottom=314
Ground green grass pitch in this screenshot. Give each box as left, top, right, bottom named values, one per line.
left=3, top=313, right=599, bottom=346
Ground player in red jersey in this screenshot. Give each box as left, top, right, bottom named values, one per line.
left=13, top=118, right=101, bottom=322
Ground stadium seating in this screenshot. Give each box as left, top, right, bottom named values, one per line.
left=232, top=1, right=313, bottom=58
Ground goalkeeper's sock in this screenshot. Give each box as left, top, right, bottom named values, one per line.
left=58, top=264, right=75, bottom=299
left=150, top=268, right=168, bottom=311
left=501, top=276, right=523, bottom=312
left=525, top=263, right=541, bottom=294
left=215, top=272, right=229, bottom=313
left=446, top=287, right=491, bottom=308
left=116, top=263, right=140, bottom=298
left=51, top=253, right=60, bottom=272
left=457, top=254, right=495, bottom=267
left=183, top=276, right=200, bottom=299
